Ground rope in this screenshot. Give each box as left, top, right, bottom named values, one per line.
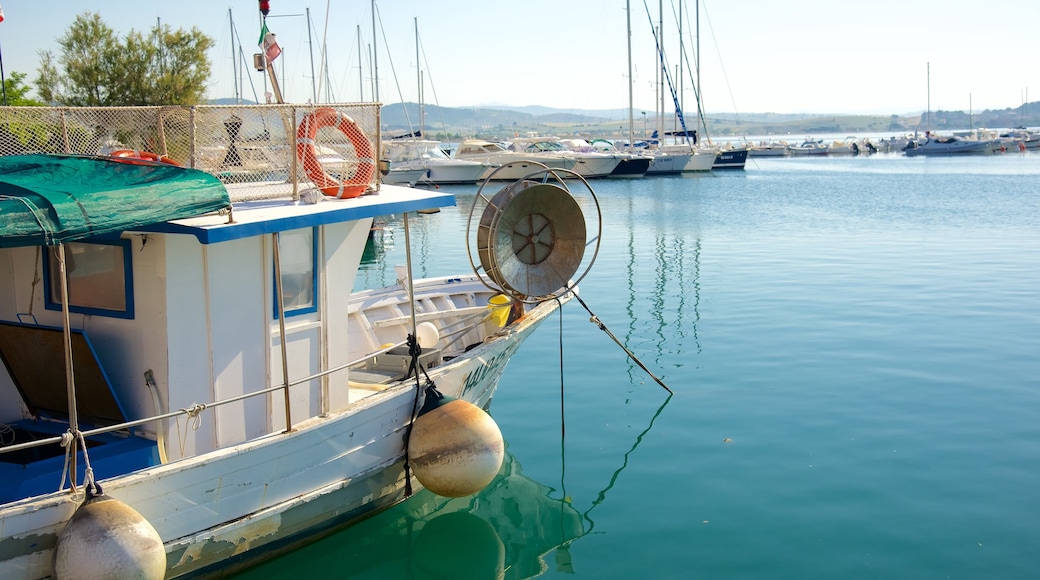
left=183, top=403, right=207, bottom=429
left=57, top=429, right=98, bottom=495
left=0, top=422, right=14, bottom=446
left=570, top=291, right=673, bottom=394
left=176, top=403, right=207, bottom=456
left=59, top=430, right=76, bottom=493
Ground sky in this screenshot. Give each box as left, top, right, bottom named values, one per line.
left=0, top=0, right=1037, bottom=116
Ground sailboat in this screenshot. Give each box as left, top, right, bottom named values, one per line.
left=382, top=19, right=489, bottom=186
left=684, top=0, right=747, bottom=169
left=639, top=0, right=715, bottom=174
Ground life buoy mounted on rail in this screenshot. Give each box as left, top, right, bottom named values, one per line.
left=296, top=107, right=375, bottom=199
left=107, top=149, right=181, bottom=166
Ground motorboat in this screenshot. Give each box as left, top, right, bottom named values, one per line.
left=562, top=138, right=651, bottom=178
left=383, top=139, right=489, bottom=185
left=452, top=139, right=578, bottom=180
left=788, top=138, right=830, bottom=156
left=508, top=138, right=621, bottom=179
left=903, top=134, right=998, bottom=156
left=747, top=141, right=791, bottom=157
left=0, top=102, right=596, bottom=579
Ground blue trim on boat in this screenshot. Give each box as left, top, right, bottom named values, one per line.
left=134, top=190, right=456, bottom=245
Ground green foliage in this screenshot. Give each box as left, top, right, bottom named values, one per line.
left=1, top=72, right=45, bottom=106
left=35, top=12, right=213, bottom=106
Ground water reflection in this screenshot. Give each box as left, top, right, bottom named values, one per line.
left=237, top=451, right=585, bottom=579
left=623, top=191, right=702, bottom=382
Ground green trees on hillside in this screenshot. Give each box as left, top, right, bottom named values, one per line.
left=35, top=12, right=213, bottom=106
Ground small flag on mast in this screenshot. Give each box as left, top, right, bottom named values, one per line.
left=258, top=21, right=281, bottom=63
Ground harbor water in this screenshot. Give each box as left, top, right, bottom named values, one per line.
left=236, top=152, right=1040, bottom=579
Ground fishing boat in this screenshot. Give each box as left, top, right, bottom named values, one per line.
left=0, top=102, right=596, bottom=579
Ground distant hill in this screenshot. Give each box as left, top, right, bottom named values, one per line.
left=204, top=99, right=1040, bottom=139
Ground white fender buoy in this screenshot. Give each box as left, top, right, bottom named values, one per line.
left=53, top=485, right=166, bottom=580
left=416, top=321, right=440, bottom=349
left=407, top=392, right=504, bottom=498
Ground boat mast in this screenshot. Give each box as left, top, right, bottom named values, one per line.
left=658, top=0, right=664, bottom=141
left=926, top=61, right=931, bottom=132
left=371, top=0, right=379, bottom=102
left=627, top=0, right=634, bottom=147
left=416, top=17, right=423, bottom=136
left=229, top=9, right=240, bottom=104
left=306, top=7, right=317, bottom=103
left=357, top=25, right=364, bottom=101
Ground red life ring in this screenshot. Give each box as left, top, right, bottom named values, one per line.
left=296, top=108, right=375, bottom=199
left=108, top=149, right=181, bottom=166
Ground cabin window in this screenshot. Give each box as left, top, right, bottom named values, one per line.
left=274, top=227, right=317, bottom=318
left=44, top=239, right=135, bottom=319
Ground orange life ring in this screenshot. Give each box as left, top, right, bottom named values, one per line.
left=296, top=108, right=375, bottom=199
left=108, top=149, right=181, bottom=166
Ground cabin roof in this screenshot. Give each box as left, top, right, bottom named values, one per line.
left=135, top=183, right=456, bottom=244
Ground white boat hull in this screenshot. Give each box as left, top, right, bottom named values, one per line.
left=0, top=277, right=569, bottom=579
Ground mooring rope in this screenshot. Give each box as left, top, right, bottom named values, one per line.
left=403, top=332, right=439, bottom=497
left=569, top=292, right=673, bottom=394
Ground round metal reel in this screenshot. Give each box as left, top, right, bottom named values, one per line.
left=478, top=182, right=586, bottom=297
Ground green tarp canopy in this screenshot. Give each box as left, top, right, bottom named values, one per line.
left=0, top=154, right=231, bottom=248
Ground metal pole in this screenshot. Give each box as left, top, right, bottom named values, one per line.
left=306, top=7, right=317, bottom=103
left=57, top=245, right=79, bottom=489
left=371, top=0, right=379, bottom=102
left=273, top=233, right=293, bottom=433
left=1, top=36, right=9, bottom=106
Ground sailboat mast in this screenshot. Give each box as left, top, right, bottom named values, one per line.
left=627, top=0, right=633, bottom=146
left=696, top=0, right=701, bottom=124
left=926, top=61, right=931, bottom=132
left=357, top=25, right=364, bottom=101
left=416, top=17, right=423, bottom=136
left=306, top=7, right=317, bottom=103
left=658, top=0, right=664, bottom=140
left=229, top=9, right=239, bottom=104
left=678, top=0, right=684, bottom=115
left=371, top=0, right=379, bottom=102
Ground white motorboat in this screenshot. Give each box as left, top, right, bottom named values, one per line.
left=508, top=138, right=621, bottom=179
left=0, top=102, right=596, bottom=579
left=453, top=139, right=578, bottom=180
left=788, top=138, right=830, bottom=156
left=383, top=139, right=489, bottom=185
left=571, top=138, right=652, bottom=178
left=903, top=134, right=997, bottom=156
left=747, top=141, right=791, bottom=157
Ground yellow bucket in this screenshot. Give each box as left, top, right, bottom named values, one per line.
left=487, top=294, right=513, bottom=328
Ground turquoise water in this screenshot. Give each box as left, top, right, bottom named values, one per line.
left=240, top=153, right=1040, bottom=579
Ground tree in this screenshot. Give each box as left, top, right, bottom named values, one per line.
left=2, top=72, right=45, bottom=106
left=35, top=12, right=213, bottom=106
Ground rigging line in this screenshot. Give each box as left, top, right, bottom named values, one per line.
left=642, top=0, right=693, bottom=144
left=699, top=0, right=742, bottom=125
left=373, top=2, right=416, bottom=135
left=569, top=291, right=672, bottom=393
left=674, top=2, right=711, bottom=143
left=415, top=26, right=448, bottom=134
